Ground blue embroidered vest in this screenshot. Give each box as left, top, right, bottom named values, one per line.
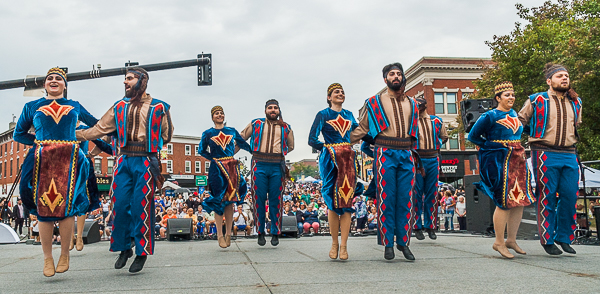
left=364, top=95, right=418, bottom=139
left=528, top=92, right=582, bottom=138
left=249, top=118, right=291, bottom=156
left=114, top=98, right=171, bottom=152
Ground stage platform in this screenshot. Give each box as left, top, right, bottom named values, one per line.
left=0, top=233, right=598, bottom=293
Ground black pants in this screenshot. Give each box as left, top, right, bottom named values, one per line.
left=14, top=218, right=24, bottom=235
left=457, top=216, right=467, bottom=231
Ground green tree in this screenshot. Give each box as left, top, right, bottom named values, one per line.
left=474, top=0, right=600, bottom=163
left=290, top=162, right=319, bottom=181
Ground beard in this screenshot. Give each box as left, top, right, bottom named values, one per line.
left=551, top=81, right=570, bottom=93
left=125, top=85, right=144, bottom=100
left=386, top=78, right=405, bottom=92
left=266, top=111, right=279, bottom=121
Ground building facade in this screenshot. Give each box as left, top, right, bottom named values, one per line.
left=358, top=57, right=494, bottom=186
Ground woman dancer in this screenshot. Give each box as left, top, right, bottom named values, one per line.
left=308, top=83, right=363, bottom=260
left=71, top=122, right=113, bottom=251
left=14, top=68, right=98, bottom=276
left=200, top=106, right=252, bottom=248
left=468, top=82, right=535, bottom=259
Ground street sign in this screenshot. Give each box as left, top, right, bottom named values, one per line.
left=196, top=175, right=208, bottom=186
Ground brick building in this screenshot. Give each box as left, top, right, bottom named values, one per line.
left=359, top=57, right=494, bottom=186
left=0, top=124, right=211, bottom=203
left=161, top=134, right=210, bottom=190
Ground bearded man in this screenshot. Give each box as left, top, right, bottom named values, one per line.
left=350, top=63, right=419, bottom=261
left=240, top=99, right=294, bottom=247
left=518, top=63, right=582, bottom=256
left=77, top=67, right=174, bottom=272
left=412, top=97, right=447, bottom=240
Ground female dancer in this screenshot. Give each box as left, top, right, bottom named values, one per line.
left=308, top=83, right=363, bottom=260
left=71, top=123, right=113, bottom=251
left=200, top=106, right=252, bottom=248
left=468, top=82, right=535, bottom=259
left=14, top=68, right=98, bottom=276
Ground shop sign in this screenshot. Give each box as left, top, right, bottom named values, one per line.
left=196, top=175, right=208, bottom=186
left=171, top=174, right=194, bottom=180
left=441, top=158, right=459, bottom=174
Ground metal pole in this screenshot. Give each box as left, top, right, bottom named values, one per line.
left=0, top=57, right=211, bottom=91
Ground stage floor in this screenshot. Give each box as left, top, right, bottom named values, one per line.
left=1, top=233, right=599, bottom=293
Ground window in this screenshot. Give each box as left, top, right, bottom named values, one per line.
left=94, top=158, right=102, bottom=174
left=3, top=160, right=6, bottom=178
left=166, top=160, right=173, bottom=173
left=442, top=133, right=460, bottom=150
left=205, top=161, right=210, bottom=172
left=195, top=161, right=201, bottom=173
left=0, top=163, right=2, bottom=178
left=195, top=145, right=199, bottom=156
left=10, top=159, right=13, bottom=177
left=434, top=93, right=444, bottom=114
left=446, top=93, right=457, bottom=114
left=185, top=161, right=191, bottom=173
left=10, top=142, right=13, bottom=155
left=167, top=144, right=173, bottom=155
left=16, top=158, right=19, bottom=171
left=107, top=159, right=115, bottom=174
left=16, top=143, right=19, bottom=152
left=434, top=92, right=458, bottom=114
left=185, top=145, right=191, bottom=156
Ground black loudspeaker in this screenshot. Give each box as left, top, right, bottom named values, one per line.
left=281, top=215, right=299, bottom=238
left=167, top=218, right=193, bottom=241
left=460, top=99, right=494, bottom=132
left=78, top=220, right=101, bottom=244
left=464, top=175, right=495, bottom=234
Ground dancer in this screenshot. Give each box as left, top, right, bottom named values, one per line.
left=15, top=67, right=97, bottom=277
left=71, top=122, right=113, bottom=251
left=200, top=106, right=252, bottom=248
left=241, top=99, right=294, bottom=246
left=308, top=83, right=364, bottom=260
left=468, top=82, right=535, bottom=259
left=518, top=63, right=582, bottom=255
left=412, top=96, right=447, bottom=240
left=77, top=67, right=174, bottom=272
left=350, top=63, right=419, bottom=260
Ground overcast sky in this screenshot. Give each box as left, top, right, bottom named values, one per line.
left=0, top=0, right=547, bottom=162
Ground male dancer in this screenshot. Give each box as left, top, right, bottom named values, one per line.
left=241, top=99, right=294, bottom=246
left=351, top=63, right=419, bottom=260
left=518, top=63, right=582, bottom=255
left=413, top=97, right=447, bottom=240
left=77, top=67, right=174, bottom=272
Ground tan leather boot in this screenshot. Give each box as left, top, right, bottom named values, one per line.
left=505, top=241, right=526, bottom=255
left=492, top=243, right=514, bottom=259
left=339, top=245, right=348, bottom=260
left=55, top=255, right=70, bottom=273
left=76, top=236, right=84, bottom=251
left=225, top=235, right=231, bottom=247
left=218, top=236, right=227, bottom=248
left=43, top=258, right=55, bottom=277
left=329, top=243, right=339, bottom=259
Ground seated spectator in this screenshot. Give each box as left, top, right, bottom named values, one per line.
left=293, top=205, right=304, bottom=234
left=284, top=205, right=294, bottom=216
left=104, top=209, right=114, bottom=241
left=183, top=208, right=199, bottom=237
left=354, top=196, right=368, bottom=236
left=159, top=208, right=178, bottom=238
left=367, top=207, right=377, bottom=230
left=178, top=204, right=189, bottom=218
left=299, top=203, right=307, bottom=213
left=200, top=209, right=216, bottom=235
left=195, top=205, right=206, bottom=235
left=233, top=205, right=252, bottom=236
left=302, top=204, right=320, bottom=235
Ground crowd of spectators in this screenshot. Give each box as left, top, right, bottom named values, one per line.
left=3, top=181, right=598, bottom=244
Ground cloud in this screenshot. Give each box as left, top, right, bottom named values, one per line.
left=0, top=0, right=547, bottom=161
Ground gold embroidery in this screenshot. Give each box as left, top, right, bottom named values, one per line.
left=338, top=176, right=354, bottom=203
left=496, top=114, right=521, bottom=134
left=38, top=100, right=74, bottom=124
left=40, top=179, right=64, bottom=213
left=326, top=114, right=352, bottom=137
left=210, top=131, right=233, bottom=151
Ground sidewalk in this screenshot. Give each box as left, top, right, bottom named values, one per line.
left=0, top=233, right=598, bottom=293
